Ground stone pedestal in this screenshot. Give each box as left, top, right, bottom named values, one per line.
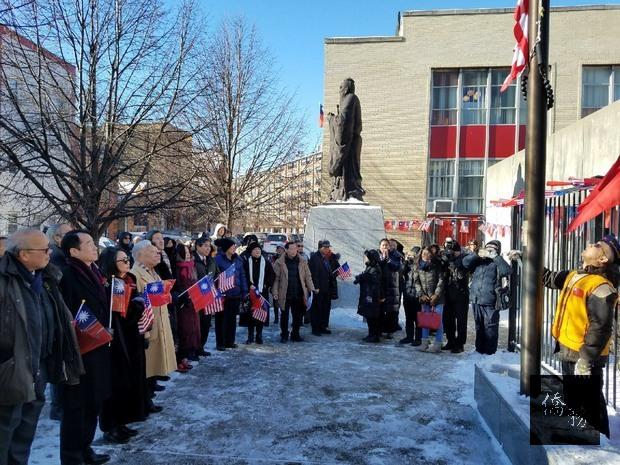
left=304, top=202, right=385, bottom=308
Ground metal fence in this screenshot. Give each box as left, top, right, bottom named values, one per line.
left=508, top=188, right=619, bottom=412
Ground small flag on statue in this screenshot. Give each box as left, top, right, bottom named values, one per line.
left=319, top=104, right=325, bottom=128
left=110, top=277, right=130, bottom=317
left=204, top=289, right=224, bottom=315
left=146, top=279, right=175, bottom=307
left=250, top=288, right=269, bottom=323
left=218, top=265, right=236, bottom=292
left=138, top=291, right=154, bottom=334
left=335, top=262, right=352, bottom=280
left=74, top=303, right=113, bottom=354
left=187, top=275, right=217, bottom=311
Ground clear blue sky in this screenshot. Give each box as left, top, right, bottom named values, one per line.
left=192, top=0, right=620, bottom=150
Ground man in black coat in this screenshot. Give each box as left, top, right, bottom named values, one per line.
left=439, top=239, right=470, bottom=353
left=462, top=239, right=512, bottom=355
left=59, top=231, right=112, bottom=465
left=0, top=229, right=83, bottom=465
left=308, top=240, right=339, bottom=336
left=193, top=237, right=217, bottom=356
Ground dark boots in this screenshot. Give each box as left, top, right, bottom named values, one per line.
left=246, top=326, right=255, bottom=344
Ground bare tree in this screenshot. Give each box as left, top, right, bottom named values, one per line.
left=0, top=0, right=210, bottom=239
left=191, top=16, right=309, bottom=231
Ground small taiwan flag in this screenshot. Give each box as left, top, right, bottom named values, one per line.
left=110, top=277, right=130, bottom=317
left=146, top=279, right=175, bottom=307
left=188, top=275, right=217, bottom=311
left=74, top=303, right=113, bottom=355
left=250, top=288, right=269, bottom=323
left=319, top=104, right=325, bottom=128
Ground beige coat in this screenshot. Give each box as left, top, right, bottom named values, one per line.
left=131, top=264, right=177, bottom=378
left=272, top=253, right=315, bottom=305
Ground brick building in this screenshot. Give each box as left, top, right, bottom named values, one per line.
left=322, top=5, right=620, bottom=247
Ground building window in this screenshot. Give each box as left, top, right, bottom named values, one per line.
left=490, top=69, right=516, bottom=124
left=457, top=160, right=485, bottom=214
left=431, top=70, right=458, bottom=126
left=428, top=160, right=455, bottom=200
left=461, top=70, right=487, bottom=125
left=582, top=66, right=620, bottom=117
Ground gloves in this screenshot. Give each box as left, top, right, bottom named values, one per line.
left=575, top=358, right=591, bottom=376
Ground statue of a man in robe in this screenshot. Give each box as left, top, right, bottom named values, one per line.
left=327, top=78, right=365, bottom=202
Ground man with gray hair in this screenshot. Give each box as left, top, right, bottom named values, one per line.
left=46, top=223, right=72, bottom=269
left=0, top=229, right=82, bottom=465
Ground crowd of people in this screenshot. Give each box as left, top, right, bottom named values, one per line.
left=0, top=222, right=618, bottom=464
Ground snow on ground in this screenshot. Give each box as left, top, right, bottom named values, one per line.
left=27, top=306, right=614, bottom=464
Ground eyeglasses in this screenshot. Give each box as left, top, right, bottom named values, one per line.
left=23, top=246, right=51, bottom=252
left=116, top=258, right=130, bottom=264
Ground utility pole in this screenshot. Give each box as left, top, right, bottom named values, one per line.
left=520, top=0, right=550, bottom=396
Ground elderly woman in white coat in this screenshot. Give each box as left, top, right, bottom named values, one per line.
left=130, top=241, right=176, bottom=412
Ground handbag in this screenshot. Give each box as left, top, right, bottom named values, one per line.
left=417, top=307, right=442, bottom=330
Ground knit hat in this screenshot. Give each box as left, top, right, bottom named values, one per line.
left=247, top=241, right=261, bottom=253
left=364, top=249, right=380, bottom=265
left=214, top=237, right=236, bottom=253
left=601, top=234, right=620, bottom=264
left=485, top=240, right=502, bottom=253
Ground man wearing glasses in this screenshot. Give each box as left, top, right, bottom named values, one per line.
left=520, top=234, right=620, bottom=438
left=0, top=229, right=82, bottom=465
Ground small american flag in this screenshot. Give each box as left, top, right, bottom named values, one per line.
left=335, top=262, right=352, bottom=280
left=501, top=0, right=529, bottom=92
left=218, top=265, right=236, bottom=292
left=204, top=289, right=224, bottom=315
left=138, top=291, right=154, bottom=334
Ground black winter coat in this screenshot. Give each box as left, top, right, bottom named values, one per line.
left=462, top=253, right=512, bottom=306
left=60, top=259, right=111, bottom=405
left=193, top=252, right=218, bottom=280
left=309, top=252, right=340, bottom=300
left=402, top=258, right=418, bottom=302
left=444, top=253, right=470, bottom=301
left=379, top=250, right=402, bottom=313
left=414, top=260, right=445, bottom=305
left=355, top=264, right=383, bottom=319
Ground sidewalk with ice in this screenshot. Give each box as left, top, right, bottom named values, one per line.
left=29, top=306, right=618, bottom=465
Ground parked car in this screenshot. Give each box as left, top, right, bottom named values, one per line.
left=98, top=236, right=116, bottom=252
left=262, top=233, right=289, bottom=254
left=243, top=232, right=267, bottom=246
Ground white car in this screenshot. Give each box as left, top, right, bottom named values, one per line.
left=262, top=233, right=288, bottom=254
left=98, top=236, right=116, bottom=250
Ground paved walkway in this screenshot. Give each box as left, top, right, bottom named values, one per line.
left=31, top=308, right=510, bottom=465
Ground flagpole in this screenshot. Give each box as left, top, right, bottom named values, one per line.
left=108, top=276, right=115, bottom=346
left=521, top=0, right=550, bottom=397
left=75, top=300, right=85, bottom=319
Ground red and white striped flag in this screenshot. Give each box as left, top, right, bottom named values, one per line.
left=250, top=288, right=269, bottom=323
left=218, top=265, right=236, bottom=292
left=501, top=0, right=529, bottom=92
left=334, top=262, right=352, bottom=280
left=138, top=291, right=154, bottom=334
left=204, top=289, right=224, bottom=315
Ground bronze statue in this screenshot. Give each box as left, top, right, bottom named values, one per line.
left=327, top=78, right=365, bottom=201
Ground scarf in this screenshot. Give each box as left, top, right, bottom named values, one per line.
left=248, top=255, right=265, bottom=292
left=418, top=260, right=431, bottom=271
left=67, top=257, right=107, bottom=303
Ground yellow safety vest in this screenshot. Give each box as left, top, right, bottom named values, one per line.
left=551, top=271, right=615, bottom=356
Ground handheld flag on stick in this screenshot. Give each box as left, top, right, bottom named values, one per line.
left=204, top=289, right=224, bottom=315
left=138, top=291, right=154, bottom=334
left=249, top=288, right=269, bottom=323
left=110, top=277, right=130, bottom=318
left=74, top=302, right=113, bottom=355
left=187, top=275, right=217, bottom=311
left=334, top=262, right=352, bottom=280
left=146, top=279, right=175, bottom=307
left=217, top=265, right=236, bottom=292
